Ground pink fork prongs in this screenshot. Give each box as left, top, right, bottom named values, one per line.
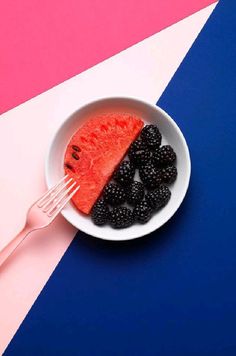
left=37, top=175, right=80, bottom=217
left=37, top=174, right=70, bottom=208
left=0, top=175, right=80, bottom=269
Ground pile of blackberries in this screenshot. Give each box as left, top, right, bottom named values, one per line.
left=91, top=125, right=177, bottom=228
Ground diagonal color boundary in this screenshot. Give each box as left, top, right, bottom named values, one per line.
left=0, top=0, right=216, bottom=113
left=5, top=1, right=236, bottom=355
left=0, top=3, right=217, bottom=354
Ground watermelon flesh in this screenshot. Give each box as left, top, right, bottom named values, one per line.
left=64, top=113, right=144, bottom=214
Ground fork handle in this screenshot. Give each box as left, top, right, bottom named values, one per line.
left=0, top=226, right=32, bottom=268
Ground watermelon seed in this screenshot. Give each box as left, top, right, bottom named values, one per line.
left=72, top=152, right=80, bottom=160
left=72, top=145, right=81, bottom=152
left=65, top=163, right=75, bottom=172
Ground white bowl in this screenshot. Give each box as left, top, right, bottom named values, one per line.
left=45, top=97, right=191, bottom=241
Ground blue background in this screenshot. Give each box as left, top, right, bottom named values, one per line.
left=6, top=1, right=236, bottom=355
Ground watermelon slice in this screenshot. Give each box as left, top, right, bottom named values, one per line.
left=64, top=113, right=144, bottom=214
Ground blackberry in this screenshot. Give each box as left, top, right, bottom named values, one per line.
left=128, top=139, right=151, bottom=167
left=140, top=125, right=162, bottom=148
left=139, top=163, right=162, bottom=190
left=127, top=181, right=145, bottom=206
left=162, top=165, right=177, bottom=184
left=109, top=207, right=134, bottom=229
left=134, top=201, right=153, bottom=224
left=103, top=183, right=126, bottom=206
left=152, top=145, right=176, bottom=167
left=113, top=160, right=135, bottom=186
left=146, top=185, right=171, bottom=210
left=91, top=199, right=109, bottom=226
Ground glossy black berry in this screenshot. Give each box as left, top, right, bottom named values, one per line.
left=91, top=199, right=109, bottom=226
left=139, top=163, right=162, bottom=189
left=140, top=125, right=162, bottom=148
left=103, top=183, right=126, bottom=206
left=127, top=181, right=145, bottom=206
left=162, top=165, right=177, bottom=184
left=113, top=160, right=135, bottom=186
left=134, top=201, right=153, bottom=224
left=146, top=185, right=171, bottom=210
left=109, top=207, right=134, bottom=229
left=152, top=145, right=176, bottom=167
left=128, top=139, right=151, bottom=167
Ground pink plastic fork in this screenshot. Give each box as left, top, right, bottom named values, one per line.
left=0, top=175, right=80, bottom=268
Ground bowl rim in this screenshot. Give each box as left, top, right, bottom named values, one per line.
left=45, top=96, right=191, bottom=241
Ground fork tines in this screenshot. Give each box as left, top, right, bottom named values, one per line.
left=37, top=175, right=80, bottom=216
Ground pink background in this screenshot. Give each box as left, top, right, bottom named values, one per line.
left=0, top=1, right=217, bottom=353
left=0, top=0, right=216, bottom=113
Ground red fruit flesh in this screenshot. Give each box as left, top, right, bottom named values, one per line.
left=64, top=113, right=144, bottom=214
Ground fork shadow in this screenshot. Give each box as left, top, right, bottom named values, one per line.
left=72, top=185, right=193, bottom=260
